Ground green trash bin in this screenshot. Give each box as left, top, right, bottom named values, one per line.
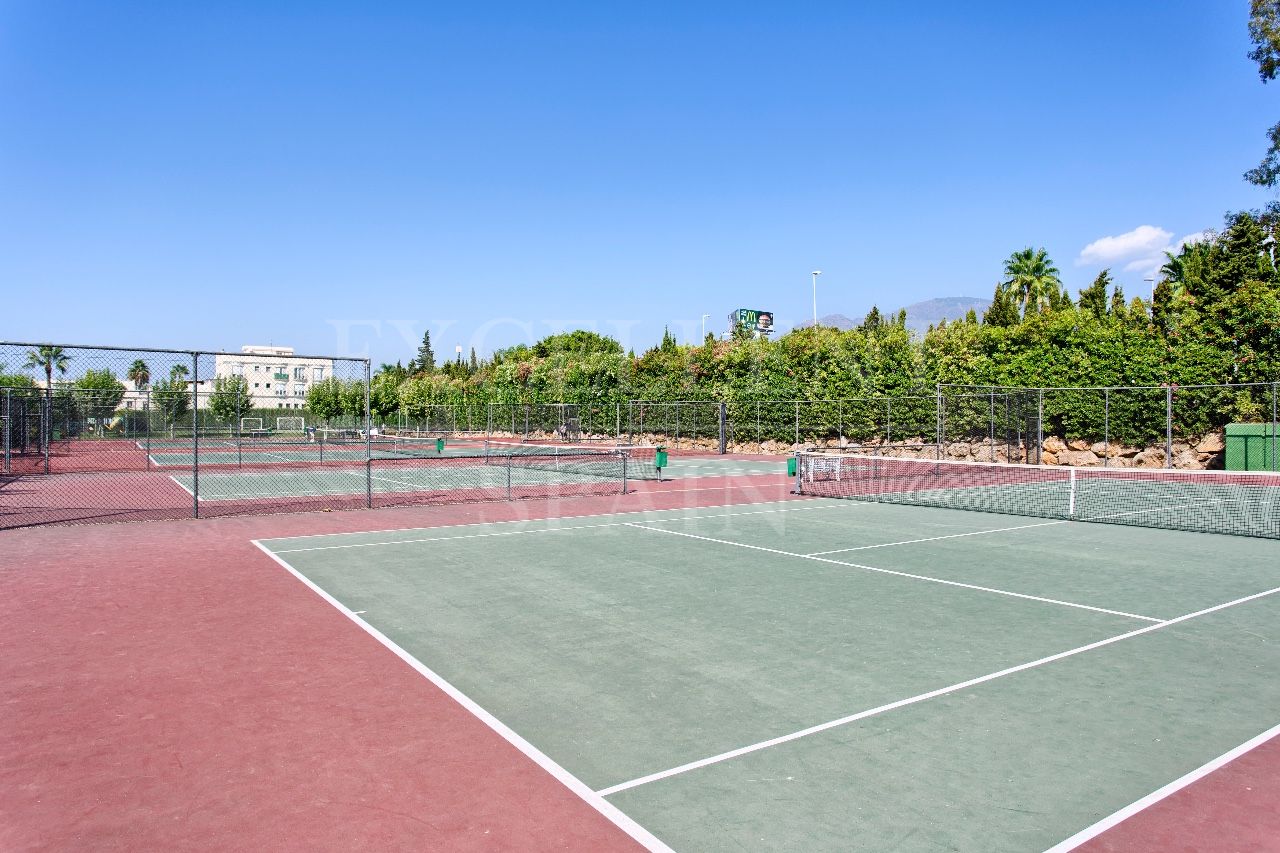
left=1224, top=423, right=1279, bottom=471
left=436, top=437, right=445, bottom=454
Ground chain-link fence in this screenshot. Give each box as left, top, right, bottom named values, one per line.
left=0, top=342, right=645, bottom=530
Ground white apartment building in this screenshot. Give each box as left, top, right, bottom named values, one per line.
left=213, top=345, right=334, bottom=410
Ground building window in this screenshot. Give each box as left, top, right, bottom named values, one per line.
left=293, top=366, right=305, bottom=381
left=313, top=367, right=324, bottom=381
left=254, top=365, right=261, bottom=372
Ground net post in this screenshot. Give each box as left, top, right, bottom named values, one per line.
left=364, top=359, right=373, bottom=509
left=792, top=451, right=803, bottom=494
left=1165, top=384, right=1173, bottom=469
left=191, top=352, right=199, bottom=518
left=718, top=401, right=727, bottom=454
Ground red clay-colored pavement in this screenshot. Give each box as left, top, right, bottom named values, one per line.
left=1077, top=731, right=1280, bottom=853
left=5, top=463, right=1278, bottom=851
left=1, top=473, right=789, bottom=851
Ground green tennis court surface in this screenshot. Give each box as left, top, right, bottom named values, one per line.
left=258, top=498, right=1280, bottom=851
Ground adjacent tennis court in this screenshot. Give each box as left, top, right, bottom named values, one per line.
left=256, top=495, right=1280, bottom=852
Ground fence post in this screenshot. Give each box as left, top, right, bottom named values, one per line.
left=1273, top=382, right=1278, bottom=472
left=616, top=402, right=621, bottom=441
left=756, top=400, right=761, bottom=445
left=675, top=402, right=681, bottom=448
left=1103, top=388, right=1110, bottom=469
left=143, top=389, right=151, bottom=471
left=935, top=384, right=943, bottom=460
left=41, top=394, right=49, bottom=474
left=1037, top=389, right=1044, bottom=465
left=364, top=360, right=373, bottom=509
left=1165, top=384, right=1173, bottom=469
left=191, top=353, right=199, bottom=518
left=236, top=380, right=243, bottom=467
left=718, top=401, right=727, bottom=454
left=505, top=453, right=513, bottom=500
left=794, top=400, right=800, bottom=447
left=3, top=388, right=9, bottom=475
left=886, top=398, right=892, bottom=447
left=988, top=391, right=995, bottom=462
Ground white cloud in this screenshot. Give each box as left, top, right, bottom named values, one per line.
left=1174, top=230, right=1212, bottom=250
left=1076, top=225, right=1172, bottom=266
left=1076, top=224, right=1216, bottom=283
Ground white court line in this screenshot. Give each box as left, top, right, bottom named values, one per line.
left=1043, top=719, right=1280, bottom=852
left=368, top=472, right=441, bottom=492
left=804, top=519, right=1069, bottom=556
left=626, top=524, right=1163, bottom=622
left=168, top=475, right=195, bottom=497
left=597, top=583, right=1280, bottom=797
left=271, top=502, right=847, bottom=554
left=251, top=541, right=673, bottom=853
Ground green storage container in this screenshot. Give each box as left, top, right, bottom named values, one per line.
left=1224, top=423, right=1279, bottom=471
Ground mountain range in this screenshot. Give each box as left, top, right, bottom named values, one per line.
left=794, top=296, right=991, bottom=336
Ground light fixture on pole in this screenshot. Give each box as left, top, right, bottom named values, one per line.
left=811, top=270, right=822, bottom=326
left=701, top=314, right=710, bottom=341
left=1144, top=277, right=1154, bottom=300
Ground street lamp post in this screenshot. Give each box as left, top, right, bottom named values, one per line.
left=811, top=270, right=822, bottom=326
left=1144, top=277, right=1155, bottom=301
left=701, top=314, right=710, bottom=341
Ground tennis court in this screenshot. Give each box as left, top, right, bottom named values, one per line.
left=256, top=494, right=1280, bottom=851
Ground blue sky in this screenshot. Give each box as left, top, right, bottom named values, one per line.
left=1, top=1, right=1274, bottom=365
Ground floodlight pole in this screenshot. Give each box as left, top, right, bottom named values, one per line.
left=701, top=314, right=710, bottom=340
left=811, top=270, right=822, bottom=326
left=1145, top=277, right=1155, bottom=301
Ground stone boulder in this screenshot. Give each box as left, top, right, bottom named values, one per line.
left=1067, top=438, right=1090, bottom=451
left=1195, top=432, right=1225, bottom=453
left=1132, top=449, right=1166, bottom=468
left=1041, top=450, right=1059, bottom=465
left=1058, top=449, right=1101, bottom=467
left=1043, top=436, right=1067, bottom=454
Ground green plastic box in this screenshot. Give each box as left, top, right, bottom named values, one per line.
left=1224, top=423, right=1279, bottom=471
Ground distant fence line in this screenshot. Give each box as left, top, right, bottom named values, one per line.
left=2, top=340, right=1277, bottom=529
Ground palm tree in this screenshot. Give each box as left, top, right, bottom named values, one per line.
left=24, top=345, right=70, bottom=409
left=126, top=359, right=151, bottom=390
left=1000, top=248, right=1062, bottom=316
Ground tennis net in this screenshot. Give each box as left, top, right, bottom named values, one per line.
left=794, top=451, right=1280, bottom=539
